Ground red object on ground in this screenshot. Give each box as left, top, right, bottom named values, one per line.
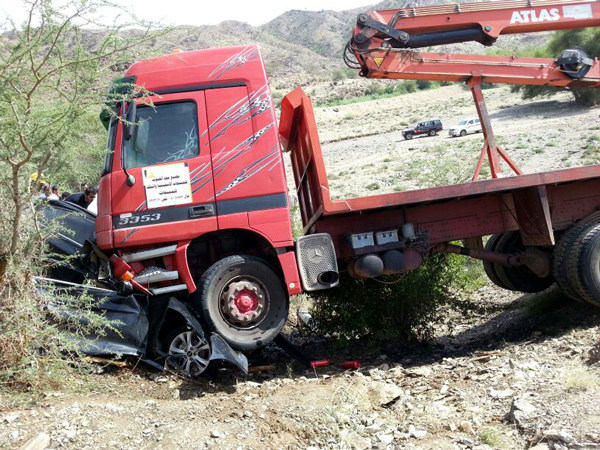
left=342, top=361, right=361, bottom=370
left=309, top=360, right=331, bottom=368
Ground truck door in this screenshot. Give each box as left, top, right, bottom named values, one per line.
left=110, top=91, right=217, bottom=246
left=204, top=86, right=287, bottom=218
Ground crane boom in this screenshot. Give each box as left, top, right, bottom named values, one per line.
left=349, top=0, right=600, bottom=87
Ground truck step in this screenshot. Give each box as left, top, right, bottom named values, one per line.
left=134, top=268, right=179, bottom=284
left=122, top=245, right=177, bottom=263
left=150, top=284, right=188, bottom=295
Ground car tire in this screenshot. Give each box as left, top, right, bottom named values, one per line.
left=404, top=133, right=413, bottom=140
left=193, top=255, right=289, bottom=352
left=428, top=129, right=437, bottom=136
left=459, top=130, right=467, bottom=137
left=164, top=328, right=212, bottom=378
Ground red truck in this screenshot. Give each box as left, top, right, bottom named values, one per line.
left=92, top=0, right=600, bottom=374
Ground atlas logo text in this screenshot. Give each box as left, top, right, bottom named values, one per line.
left=510, top=8, right=560, bottom=24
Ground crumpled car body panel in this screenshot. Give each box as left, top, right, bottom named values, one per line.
left=38, top=201, right=248, bottom=375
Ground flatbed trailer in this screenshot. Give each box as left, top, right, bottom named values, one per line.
left=281, top=88, right=600, bottom=255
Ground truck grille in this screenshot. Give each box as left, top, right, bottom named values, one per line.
left=296, top=233, right=339, bottom=292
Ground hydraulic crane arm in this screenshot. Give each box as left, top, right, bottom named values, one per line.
left=349, top=0, right=600, bottom=87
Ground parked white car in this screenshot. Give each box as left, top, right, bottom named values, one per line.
left=449, top=118, right=482, bottom=137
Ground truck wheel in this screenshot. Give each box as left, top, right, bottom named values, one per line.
left=165, top=328, right=211, bottom=378
left=459, top=130, right=467, bottom=137
left=404, top=133, right=413, bottom=140
left=494, top=232, right=554, bottom=293
left=569, top=224, right=600, bottom=306
left=483, top=234, right=508, bottom=289
left=428, top=129, right=437, bottom=136
left=194, top=255, right=289, bottom=352
left=553, top=223, right=593, bottom=302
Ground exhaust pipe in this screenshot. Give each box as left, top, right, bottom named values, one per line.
left=317, top=271, right=339, bottom=286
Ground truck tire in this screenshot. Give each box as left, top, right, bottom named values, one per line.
left=428, top=129, right=437, bottom=136
left=483, top=234, right=508, bottom=289
left=552, top=222, right=593, bottom=302
left=569, top=224, right=600, bottom=306
left=404, top=133, right=413, bottom=140
left=494, top=232, right=554, bottom=293
left=459, top=130, right=467, bottom=137
left=193, top=255, right=289, bottom=352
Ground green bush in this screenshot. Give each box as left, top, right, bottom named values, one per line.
left=403, top=80, right=418, bottom=93
left=364, top=83, right=384, bottom=96
left=509, top=29, right=600, bottom=106
left=416, top=79, right=433, bottom=90
left=309, top=253, right=467, bottom=342
left=0, top=242, right=116, bottom=394
left=332, top=69, right=347, bottom=83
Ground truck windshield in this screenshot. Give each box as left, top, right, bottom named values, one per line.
left=458, top=120, right=468, bottom=125
left=123, top=101, right=199, bottom=169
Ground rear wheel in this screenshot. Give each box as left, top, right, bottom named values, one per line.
left=194, top=255, right=289, bottom=351
left=404, top=133, right=413, bottom=140
left=483, top=234, right=508, bottom=289
left=553, top=223, right=594, bottom=302
left=493, top=232, right=554, bottom=293
left=569, top=224, right=600, bottom=306
left=428, top=129, right=437, bottom=136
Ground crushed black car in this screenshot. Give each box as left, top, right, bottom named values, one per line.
left=39, top=200, right=248, bottom=377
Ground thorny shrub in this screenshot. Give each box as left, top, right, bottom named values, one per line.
left=309, top=253, right=471, bottom=342
left=0, top=200, right=115, bottom=394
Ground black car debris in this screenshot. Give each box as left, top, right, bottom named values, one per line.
left=40, top=200, right=248, bottom=377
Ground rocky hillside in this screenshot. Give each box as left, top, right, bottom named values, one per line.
left=144, top=0, right=549, bottom=79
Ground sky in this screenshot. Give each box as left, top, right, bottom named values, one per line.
left=1, top=0, right=373, bottom=27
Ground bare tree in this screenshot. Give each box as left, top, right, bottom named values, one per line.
left=0, top=0, right=165, bottom=275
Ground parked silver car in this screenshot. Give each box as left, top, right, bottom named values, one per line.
left=449, top=118, right=482, bottom=137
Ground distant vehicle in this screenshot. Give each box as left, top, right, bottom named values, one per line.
left=402, top=119, right=443, bottom=140
left=449, top=118, right=482, bottom=137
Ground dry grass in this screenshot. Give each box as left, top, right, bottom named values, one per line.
left=478, top=426, right=510, bottom=449
left=318, top=379, right=378, bottom=444
left=563, top=366, right=600, bottom=393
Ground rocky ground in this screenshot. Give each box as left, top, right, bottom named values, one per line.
left=2, top=86, right=600, bottom=450
left=1, top=287, right=599, bottom=450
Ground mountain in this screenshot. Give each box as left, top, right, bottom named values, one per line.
left=153, top=0, right=549, bottom=79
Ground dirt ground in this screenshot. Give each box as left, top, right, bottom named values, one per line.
left=1, top=287, right=599, bottom=450
left=2, top=86, right=600, bottom=450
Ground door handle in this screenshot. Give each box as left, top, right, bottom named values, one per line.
left=189, top=204, right=215, bottom=218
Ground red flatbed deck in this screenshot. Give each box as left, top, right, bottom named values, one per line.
left=280, top=88, right=600, bottom=258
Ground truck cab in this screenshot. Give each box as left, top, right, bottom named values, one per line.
left=96, top=45, right=339, bottom=352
